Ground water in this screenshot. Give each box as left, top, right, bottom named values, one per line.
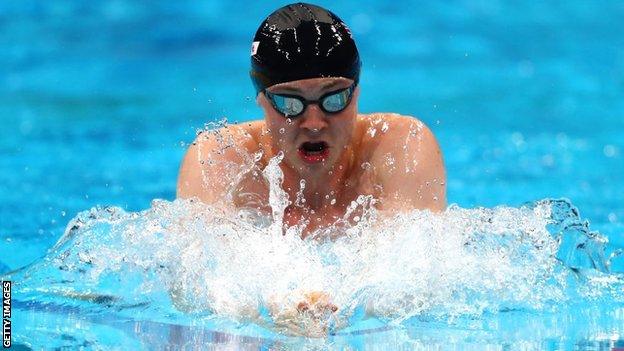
left=5, top=158, right=624, bottom=348
left=2, top=0, right=624, bottom=349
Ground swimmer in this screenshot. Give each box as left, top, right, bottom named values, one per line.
left=178, top=3, right=446, bottom=230
left=176, top=3, right=446, bottom=333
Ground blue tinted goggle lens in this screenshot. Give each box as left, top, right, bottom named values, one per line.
left=265, top=83, right=356, bottom=117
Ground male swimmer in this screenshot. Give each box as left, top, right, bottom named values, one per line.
left=175, top=3, right=446, bottom=332
left=178, top=3, right=446, bottom=230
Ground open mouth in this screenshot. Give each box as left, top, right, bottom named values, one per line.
left=298, top=141, right=330, bottom=164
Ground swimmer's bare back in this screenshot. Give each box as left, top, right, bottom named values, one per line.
left=177, top=113, right=446, bottom=228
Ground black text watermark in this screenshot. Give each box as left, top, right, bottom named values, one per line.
left=2, top=281, right=10, bottom=349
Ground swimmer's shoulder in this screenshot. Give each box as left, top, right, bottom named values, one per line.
left=356, top=112, right=428, bottom=131
left=191, top=120, right=266, bottom=153
left=355, top=113, right=446, bottom=211
left=177, top=119, right=266, bottom=199
left=355, top=113, right=437, bottom=152
left=237, top=119, right=268, bottom=149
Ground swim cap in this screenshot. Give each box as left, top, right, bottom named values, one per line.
left=250, top=3, right=361, bottom=94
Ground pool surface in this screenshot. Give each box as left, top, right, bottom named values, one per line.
left=2, top=1, right=624, bottom=349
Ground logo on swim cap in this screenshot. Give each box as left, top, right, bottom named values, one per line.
left=250, top=3, right=361, bottom=94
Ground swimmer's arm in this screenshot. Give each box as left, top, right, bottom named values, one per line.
left=176, top=125, right=257, bottom=204
left=372, top=117, right=446, bottom=212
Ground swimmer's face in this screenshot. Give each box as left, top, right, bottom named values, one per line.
left=258, top=77, right=359, bottom=172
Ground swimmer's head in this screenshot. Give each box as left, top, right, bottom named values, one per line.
left=252, top=4, right=361, bottom=173
left=250, top=3, right=361, bottom=94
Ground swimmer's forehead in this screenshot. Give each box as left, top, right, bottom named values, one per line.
left=267, top=77, right=354, bottom=93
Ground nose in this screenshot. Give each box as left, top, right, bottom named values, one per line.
left=299, top=104, right=328, bottom=133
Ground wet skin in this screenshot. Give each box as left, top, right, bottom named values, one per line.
left=177, top=77, right=446, bottom=235
left=175, top=77, right=447, bottom=332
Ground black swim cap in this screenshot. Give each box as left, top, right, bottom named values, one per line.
left=250, top=3, right=361, bottom=94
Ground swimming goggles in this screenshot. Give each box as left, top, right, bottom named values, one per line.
left=264, top=82, right=357, bottom=117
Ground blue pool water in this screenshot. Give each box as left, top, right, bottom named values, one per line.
left=2, top=1, right=624, bottom=349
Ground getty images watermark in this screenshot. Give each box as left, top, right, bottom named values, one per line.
left=2, top=280, right=10, bottom=349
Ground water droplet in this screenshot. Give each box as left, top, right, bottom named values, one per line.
left=286, top=118, right=293, bottom=125
left=254, top=151, right=263, bottom=162
left=330, top=199, right=337, bottom=205
left=381, top=122, right=389, bottom=132
left=604, top=145, right=618, bottom=158
left=279, top=128, right=285, bottom=134
left=608, top=213, right=618, bottom=223
left=384, top=154, right=395, bottom=167
left=367, top=127, right=377, bottom=137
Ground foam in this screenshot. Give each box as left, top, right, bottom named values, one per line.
left=9, top=154, right=624, bottom=337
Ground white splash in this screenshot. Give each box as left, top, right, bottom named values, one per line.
left=9, top=154, right=624, bottom=337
